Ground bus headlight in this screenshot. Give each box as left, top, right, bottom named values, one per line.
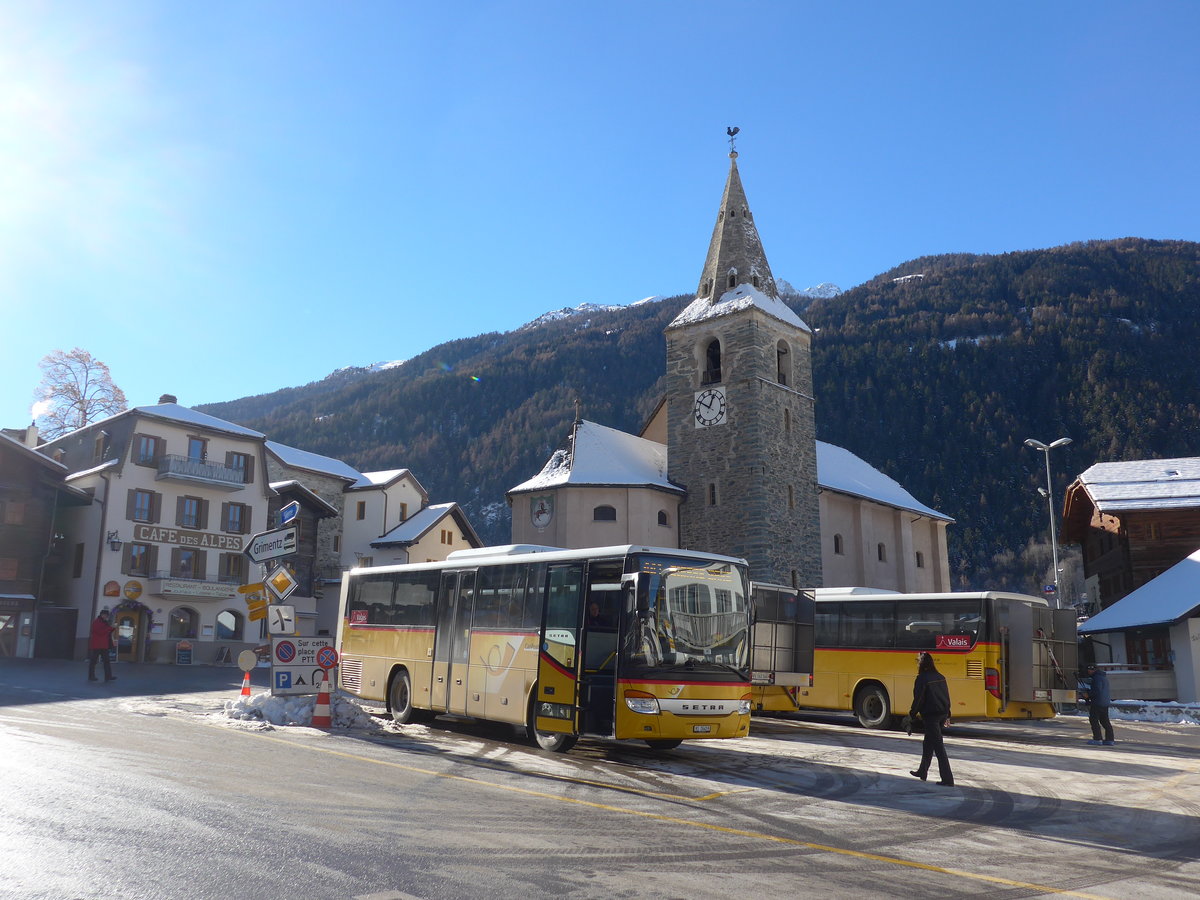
left=738, top=696, right=752, bottom=716
left=624, top=690, right=660, bottom=715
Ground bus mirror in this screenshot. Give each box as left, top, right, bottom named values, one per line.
left=623, top=576, right=644, bottom=614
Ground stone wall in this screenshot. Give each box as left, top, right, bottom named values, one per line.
left=666, top=309, right=821, bottom=587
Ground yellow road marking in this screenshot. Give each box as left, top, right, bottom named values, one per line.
left=235, top=729, right=1113, bottom=899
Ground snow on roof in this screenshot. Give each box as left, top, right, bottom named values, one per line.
left=1074, top=457, right=1200, bottom=511
left=268, top=480, right=339, bottom=517
left=371, top=502, right=454, bottom=546
left=1, top=431, right=67, bottom=473
left=266, top=440, right=366, bottom=485
left=1078, top=548, right=1200, bottom=633
left=507, top=421, right=949, bottom=522
left=509, top=421, right=681, bottom=494
left=669, top=283, right=811, bottom=333
left=64, top=458, right=121, bottom=481
left=134, top=403, right=265, bottom=438
left=816, top=441, right=952, bottom=521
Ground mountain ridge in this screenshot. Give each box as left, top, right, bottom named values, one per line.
left=198, top=237, right=1200, bottom=595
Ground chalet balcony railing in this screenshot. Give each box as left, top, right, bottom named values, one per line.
left=156, top=454, right=245, bottom=490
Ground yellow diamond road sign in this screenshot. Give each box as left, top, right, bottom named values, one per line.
left=266, top=566, right=299, bottom=602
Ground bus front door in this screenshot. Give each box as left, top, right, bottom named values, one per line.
left=431, top=570, right=475, bottom=715
left=534, top=563, right=584, bottom=738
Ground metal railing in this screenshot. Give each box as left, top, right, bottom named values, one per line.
left=157, top=454, right=245, bottom=487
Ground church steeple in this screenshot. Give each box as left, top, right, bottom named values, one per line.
left=694, top=148, right=779, bottom=302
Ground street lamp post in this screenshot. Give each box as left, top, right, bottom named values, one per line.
left=1024, top=437, right=1072, bottom=609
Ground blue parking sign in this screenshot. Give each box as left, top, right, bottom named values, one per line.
left=274, top=671, right=293, bottom=690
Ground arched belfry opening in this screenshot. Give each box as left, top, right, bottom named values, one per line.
left=703, top=339, right=722, bottom=385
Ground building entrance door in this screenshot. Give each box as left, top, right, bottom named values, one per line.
left=116, top=610, right=143, bottom=662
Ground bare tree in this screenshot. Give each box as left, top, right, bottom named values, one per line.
left=34, top=348, right=128, bottom=439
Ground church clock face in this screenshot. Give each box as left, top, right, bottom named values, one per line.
left=693, top=387, right=727, bottom=427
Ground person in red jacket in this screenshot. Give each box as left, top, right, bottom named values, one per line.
left=88, top=609, right=117, bottom=682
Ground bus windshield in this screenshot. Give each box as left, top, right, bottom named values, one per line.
left=622, top=554, right=751, bottom=679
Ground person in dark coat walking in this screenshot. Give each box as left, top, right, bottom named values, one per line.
left=908, top=651, right=954, bottom=785
left=88, top=609, right=117, bottom=682
left=1084, top=663, right=1115, bottom=745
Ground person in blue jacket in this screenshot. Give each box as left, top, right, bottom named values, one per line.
left=907, top=651, right=954, bottom=786
left=1084, top=663, right=1115, bottom=745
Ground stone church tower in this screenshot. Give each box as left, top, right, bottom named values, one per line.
left=664, top=145, right=821, bottom=588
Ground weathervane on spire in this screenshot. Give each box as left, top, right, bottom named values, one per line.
left=726, top=126, right=740, bottom=157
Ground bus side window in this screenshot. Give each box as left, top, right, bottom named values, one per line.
left=524, top=564, right=546, bottom=630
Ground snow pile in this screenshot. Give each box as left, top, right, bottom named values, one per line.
left=221, top=689, right=389, bottom=730
left=1109, top=701, right=1200, bottom=726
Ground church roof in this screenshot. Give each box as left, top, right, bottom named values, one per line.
left=668, top=151, right=810, bottom=333
left=816, top=441, right=952, bottom=522
left=508, top=420, right=681, bottom=494
left=507, top=420, right=951, bottom=522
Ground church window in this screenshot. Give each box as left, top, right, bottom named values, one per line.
left=657, top=510, right=670, bottom=527
left=707, top=484, right=718, bottom=506
left=703, top=339, right=722, bottom=384
left=877, top=543, right=887, bottom=562
left=916, top=551, right=925, bottom=569
left=727, top=272, right=737, bottom=288
left=834, top=534, right=844, bottom=555
left=753, top=275, right=760, bottom=288
left=593, top=505, right=617, bottom=522
left=777, top=341, right=789, bottom=385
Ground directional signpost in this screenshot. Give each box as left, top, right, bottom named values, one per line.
left=238, top=582, right=268, bottom=622
left=279, top=500, right=300, bottom=526
left=243, top=525, right=299, bottom=565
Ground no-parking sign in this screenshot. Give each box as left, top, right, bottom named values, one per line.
left=270, top=636, right=336, bottom=697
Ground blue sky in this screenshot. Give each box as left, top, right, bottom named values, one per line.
left=3, top=2, right=1198, bottom=429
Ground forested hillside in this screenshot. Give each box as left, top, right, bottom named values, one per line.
left=200, top=238, right=1200, bottom=593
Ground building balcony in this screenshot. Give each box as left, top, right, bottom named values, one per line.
left=156, top=454, right=246, bottom=491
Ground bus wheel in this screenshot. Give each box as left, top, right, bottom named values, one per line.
left=645, top=739, right=683, bottom=751
left=527, top=698, right=577, bottom=753
left=854, top=684, right=891, bottom=729
left=389, top=671, right=416, bottom=724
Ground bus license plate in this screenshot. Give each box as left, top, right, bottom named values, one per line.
left=692, top=725, right=712, bottom=734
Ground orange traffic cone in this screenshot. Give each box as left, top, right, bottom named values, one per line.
left=240, top=671, right=252, bottom=699
left=312, top=671, right=332, bottom=729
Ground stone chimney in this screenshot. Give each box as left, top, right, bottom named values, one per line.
left=23, top=422, right=39, bottom=448
left=158, top=394, right=178, bottom=405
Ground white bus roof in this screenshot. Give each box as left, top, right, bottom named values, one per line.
left=353, top=544, right=749, bottom=575
left=815, top=589, right=1051, bottom=607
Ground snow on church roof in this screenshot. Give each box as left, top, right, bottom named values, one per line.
left=508, top=420, right=951, bottom=523
left=1079, top=547, right=1200, bottom=633
left=670, top=283, right=811, bottom=333
left=509, top=420, right=681, bottom=494
left=816, top=441, right=952, bottom=522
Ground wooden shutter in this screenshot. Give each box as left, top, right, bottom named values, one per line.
left=148, top=545, right=159, bottom=576
left=126, top=489, right=137, bottom=520
left=221, top=502, right=230, bottom=533
left=170, top=547, right=182, bottom=576
left=243, top=505, right=252, bottom=534
left=122, top=544, right=133, bottom=575
left=176, top=497, right=186, bottom=527
left=195, top=549, right=207, bottom=579
left=199, top=499, right=209, bottom=531
left=151, top=491, right=162, bottom=524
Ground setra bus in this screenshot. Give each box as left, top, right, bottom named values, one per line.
left=786, top=589, right=1077, bottom=728
left=748, top=582, right=816, bottom=713
left=336, top=544, right=755, bottom=752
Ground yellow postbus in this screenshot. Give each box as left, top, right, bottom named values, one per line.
left=749, top=582, right=816, bottom=713
left=336, top=544, right=754, bottom=752
left=788, top=590, right=1077, bottom=728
